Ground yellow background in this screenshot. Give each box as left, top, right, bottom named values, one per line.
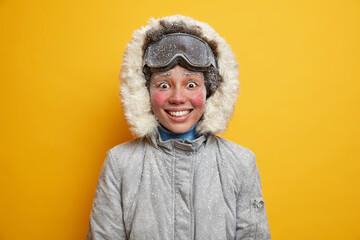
left=1, top=0, right=359, bottom=239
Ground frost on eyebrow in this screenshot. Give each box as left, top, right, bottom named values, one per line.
left=152, top=72, right=171, bottom=80
left=184, top=72, right=203, bottom=76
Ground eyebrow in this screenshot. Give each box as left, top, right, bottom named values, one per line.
left=184, top=72, right=202, bottom=76
left=152, top=71, right=202, bottom=80
left=152, top=73, right=171, bottom=80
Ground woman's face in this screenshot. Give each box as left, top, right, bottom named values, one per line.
left=149, top=65, right=206, bottom=133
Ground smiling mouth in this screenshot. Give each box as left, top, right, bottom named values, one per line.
left=166, top=110, right=191, bottom=117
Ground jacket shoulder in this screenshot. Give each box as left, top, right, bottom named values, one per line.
left=109, top=137, right=145, bottom=152
left=107, top=137, right=147, bottom=164
left=211, top=136, right=257, bottom=171
left=213, top=136, right=255, bottom=159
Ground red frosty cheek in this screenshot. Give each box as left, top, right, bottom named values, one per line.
left=151, top=92, right=169, bottom=106
left=189, top=91, right=206, bottom=107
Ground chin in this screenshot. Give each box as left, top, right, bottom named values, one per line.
left=166, top=123, right=193, bottom=133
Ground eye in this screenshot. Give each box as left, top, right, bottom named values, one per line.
left=187, top=82, right=197, bottom=88
left=159, top=82, right=169, bottom=89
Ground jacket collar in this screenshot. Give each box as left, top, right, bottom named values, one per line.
left=147, top=128, right=208, bottom=155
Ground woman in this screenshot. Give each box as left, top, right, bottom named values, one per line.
left=87, top=15, right=270, bottom=239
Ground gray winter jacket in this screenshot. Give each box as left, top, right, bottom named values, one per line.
left=87, top=132, right=270, bottom=239
left=88, top=15, right=271, bottom=239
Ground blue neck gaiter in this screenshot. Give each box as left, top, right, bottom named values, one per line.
left=158, top=123, right=198, bottom=141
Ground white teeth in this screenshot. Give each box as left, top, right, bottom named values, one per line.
left=168, top=110, right=190, bottom=117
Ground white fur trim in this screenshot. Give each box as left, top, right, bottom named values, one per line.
left=120, top=15, right=239, bottom=137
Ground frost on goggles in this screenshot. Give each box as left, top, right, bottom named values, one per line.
left=143, top=33, right=217, bottom=69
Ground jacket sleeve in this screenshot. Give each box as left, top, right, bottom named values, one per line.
left=87, top=150, right=127, bottom=240
left=235, top=151, right=271, bottom=239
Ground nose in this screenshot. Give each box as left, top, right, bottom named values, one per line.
left=169, top=87, right=186, bottom=104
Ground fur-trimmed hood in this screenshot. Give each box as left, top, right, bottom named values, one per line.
left=120, top=15, right=239, bottom=137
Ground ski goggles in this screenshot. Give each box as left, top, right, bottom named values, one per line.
left=143, top=33, right=217, bottom=70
